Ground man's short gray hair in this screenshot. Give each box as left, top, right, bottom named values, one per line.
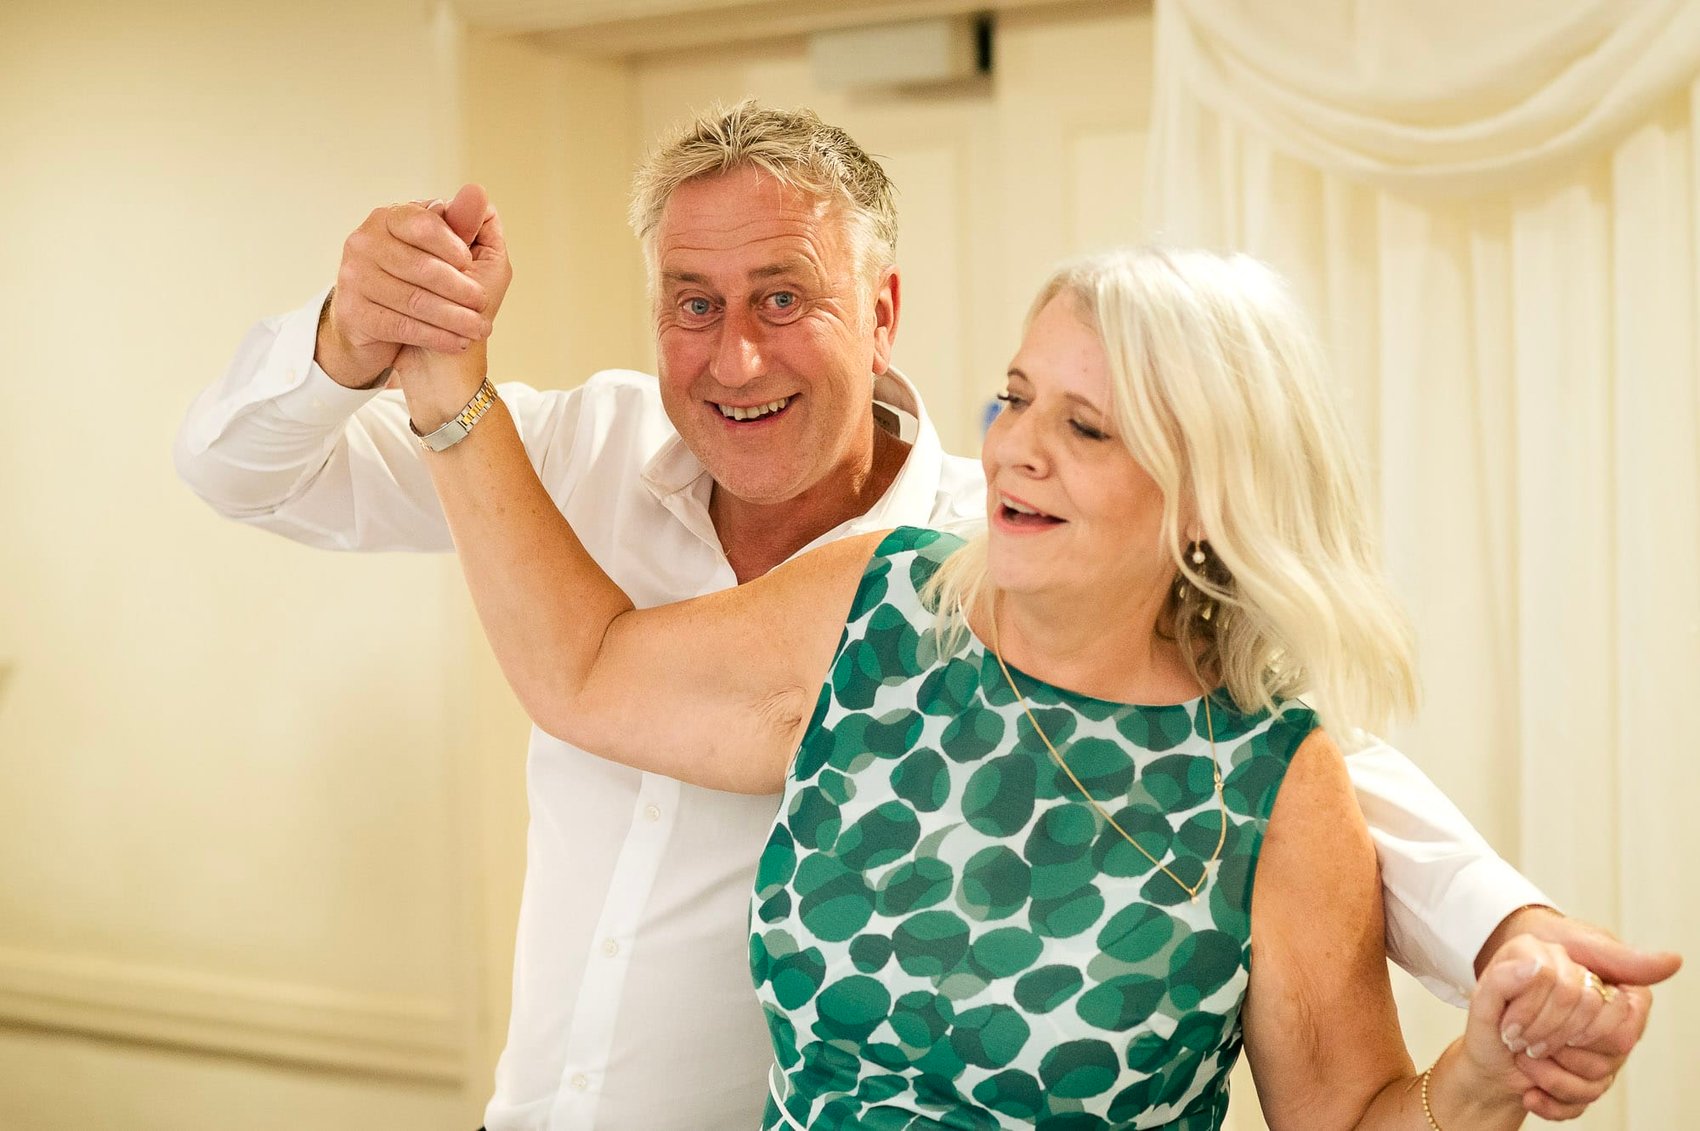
left=629, top=100, right=898, bottom=284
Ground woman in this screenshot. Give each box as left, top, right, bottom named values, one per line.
left=403, top=241, right=1631, bottom=1129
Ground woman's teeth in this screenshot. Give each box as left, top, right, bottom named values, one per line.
left=1001, top=496, right=1061, bottom=523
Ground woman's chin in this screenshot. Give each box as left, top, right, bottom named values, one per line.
left=985, top=559, right=1056, bottom=598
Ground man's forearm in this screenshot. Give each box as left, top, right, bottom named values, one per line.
left=1347, top=740, right=1553, bottom=1003
left=173, top=290, right=456, bottom=551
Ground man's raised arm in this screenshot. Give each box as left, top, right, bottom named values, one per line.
left=173, top=186, right=562, bottom=552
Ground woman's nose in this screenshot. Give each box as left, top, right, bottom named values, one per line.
left=987, top=407, right=1049, bottom=476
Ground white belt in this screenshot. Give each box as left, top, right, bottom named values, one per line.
left=766, top=1064, right=808, bottom=1130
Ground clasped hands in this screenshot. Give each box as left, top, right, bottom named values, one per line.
left=1460, top=906, right=1679, bottom=1120
left=313, top=184, right=511, bottom=425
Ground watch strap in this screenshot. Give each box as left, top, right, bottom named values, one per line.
left=410, top=378, right=499, bottom=452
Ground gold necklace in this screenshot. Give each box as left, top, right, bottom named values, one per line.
left=989, top=607, right=1228, bottom=903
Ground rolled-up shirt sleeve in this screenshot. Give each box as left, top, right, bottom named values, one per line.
left=1346, top=740, right=1555, bottom=1007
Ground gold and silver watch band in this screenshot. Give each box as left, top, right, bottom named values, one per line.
left=410, top=377, right=499, bottom=452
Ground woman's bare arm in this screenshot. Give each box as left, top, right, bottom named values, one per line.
left=1243, top=731, right=1529, bottom=1130
left=390, top=210, right=881, bottom=793
left=411, top=381, right=882, bottom=793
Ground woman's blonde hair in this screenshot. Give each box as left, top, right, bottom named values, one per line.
left=923, top=247, right=1417, bottom=740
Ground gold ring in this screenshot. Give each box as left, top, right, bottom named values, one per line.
left=1584, top=970, right=1616, bottom=1004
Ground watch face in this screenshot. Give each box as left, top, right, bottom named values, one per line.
left=424, top=421, right=468, bottom=452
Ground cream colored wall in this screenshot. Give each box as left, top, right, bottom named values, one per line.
left=0, top=1, right=487, bottom=1127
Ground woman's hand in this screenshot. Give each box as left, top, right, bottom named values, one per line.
left=394, top=185, right=513, bottom=427
left=1465, top=933, right=1641, bottom=1120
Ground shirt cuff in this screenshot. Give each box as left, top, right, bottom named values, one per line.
left=1386, top=851, right=1557, bottom=1007
left=275, top=361, right=395, bottom=427
left=180, top=287, right=383, bottom=447
left=265, top=289, right=393, bottom=427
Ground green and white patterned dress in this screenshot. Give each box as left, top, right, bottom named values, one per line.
left=749, top=527, right=1316, bottom=1130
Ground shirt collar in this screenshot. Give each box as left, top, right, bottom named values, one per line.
left=639, top=365, right=950, bottom=549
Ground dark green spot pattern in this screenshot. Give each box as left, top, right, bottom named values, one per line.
left=752, top=527, right=1312, bottom=1130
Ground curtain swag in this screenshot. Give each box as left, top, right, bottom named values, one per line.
left=1159, top=0, right=1700, bottom=194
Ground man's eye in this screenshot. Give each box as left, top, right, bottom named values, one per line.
left=682, top=297, right=713, bottom=318
left=766, top=291, right=800, bottom=314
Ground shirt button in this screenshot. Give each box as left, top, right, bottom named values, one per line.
left=602, top=938, right=620, bottom=957
left=570, top=1073, right=589, bottom=1091
left=644, top=804, right=662, bottom=822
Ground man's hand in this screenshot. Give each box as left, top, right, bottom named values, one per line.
left=1475, top=905, right=1682, bottom=1120
left=315, top=184, right=495, bottom=388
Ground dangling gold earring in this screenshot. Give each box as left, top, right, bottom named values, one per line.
left=1188, top=540, right=1216, bottom=622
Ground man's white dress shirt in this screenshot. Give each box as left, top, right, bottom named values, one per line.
left=174, top=291, right=1550, bottom=1131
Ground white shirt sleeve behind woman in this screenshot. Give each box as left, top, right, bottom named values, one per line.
left=1347, top=740, right=1553, bottom=1006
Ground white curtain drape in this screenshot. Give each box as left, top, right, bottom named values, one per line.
left=1146, top=4, right=1700, bottom=1129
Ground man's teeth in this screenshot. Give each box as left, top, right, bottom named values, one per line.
left=717, top=397, right=791, bottom=421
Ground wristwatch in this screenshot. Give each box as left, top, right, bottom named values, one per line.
left=410, top=378, right=499, bottom=452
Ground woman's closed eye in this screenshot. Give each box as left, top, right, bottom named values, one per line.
left=998, top=392, right=1110, bottom=441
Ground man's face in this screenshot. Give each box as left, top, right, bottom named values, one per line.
left=651, top=167, right=897, bottom=508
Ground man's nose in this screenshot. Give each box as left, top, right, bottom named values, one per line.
left=710, top=309, right=767, bottom=388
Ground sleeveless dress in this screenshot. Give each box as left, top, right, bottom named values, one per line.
left=749, top=527, right=1316, bottom=1130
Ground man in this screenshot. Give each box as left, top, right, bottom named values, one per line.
left=175, top=103, right=1676, bottom=1130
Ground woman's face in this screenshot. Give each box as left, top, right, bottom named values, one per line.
left=982, top=295, right=1172, bottom=609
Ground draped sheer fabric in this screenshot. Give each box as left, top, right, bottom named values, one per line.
left=1144, top=4, right=1700, bottom=1128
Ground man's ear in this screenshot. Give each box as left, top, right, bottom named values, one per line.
left=871, top=266, right=900, bottom=376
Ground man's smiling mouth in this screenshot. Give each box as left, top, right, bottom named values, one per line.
left=715, top=396, right=792, bottom=422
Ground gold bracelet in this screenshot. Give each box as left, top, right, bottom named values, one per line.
left=1421, top=1060, right=1445, bottom=1131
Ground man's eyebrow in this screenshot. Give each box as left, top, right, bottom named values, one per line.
left=751, top=257, right=819, bottom=280
left=661, top=259, right=819, bottom=288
